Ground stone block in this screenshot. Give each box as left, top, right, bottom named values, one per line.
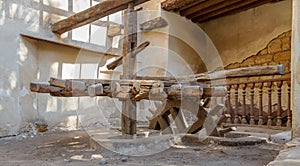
left=268, top=39, right=282, bottom=54
left=240, top=56, right=255, bottom=67
left=255, top=54, right=273, bottom=65
left=259, top=48, right=268, bottom=55
left=274, top=51, right=291, bottom=62
left=225, top=63, right=240, bottom=70
left=282, top=37, right=291, bottom=51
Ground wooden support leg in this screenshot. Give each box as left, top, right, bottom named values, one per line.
left=170, top=107, right=188, bottom=133
left=121, top=2, right=137, bottom=135
left=122, top=100, right=137, bottom=135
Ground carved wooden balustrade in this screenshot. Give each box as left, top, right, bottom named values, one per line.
left=213, top=77, right=291, bottom=129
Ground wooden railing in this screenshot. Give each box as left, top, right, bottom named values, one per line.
left=213, top=77, right=291, bottom=129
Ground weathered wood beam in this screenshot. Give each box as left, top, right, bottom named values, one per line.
left=51, top=0, right=150, bottom=34
left=137, top=65, right=285, bottom=82
left=195, top=64, right=285, bottom=81
left=107, top=24, right=123, bottom=37
left=106, top=41, right=150, bottom=70
left=180, top=0, right=226, bottom=17
left=202, top=0, right=274, bottom=23
left=192, top=0, right=264, bottom=23
left=161, top=0, right=200, bottom=11
left=140, top=17, right=168, bottom=31
left=186, top=0, right=244, bottom=19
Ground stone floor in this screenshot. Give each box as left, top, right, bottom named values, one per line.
left=267, top=137, right=300, bottom=166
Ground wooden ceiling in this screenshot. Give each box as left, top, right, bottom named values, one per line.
left=161, top=0, right=284, bottom=23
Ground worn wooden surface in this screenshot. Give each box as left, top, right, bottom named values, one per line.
left=51, top=0, right=150, bottom=34
left=140, top=17, right=168, bottom=30
left=106, top=41, right=150, bottom=70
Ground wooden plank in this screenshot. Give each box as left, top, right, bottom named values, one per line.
left=161, top=0, right=200, bottom=11
left=187, top=105, right=207, bottom=134
left=140, top=17, right=168, bottom=31
left=195, top=64, right=285, bottom=81
left=170, top=107, right=188, bottom=133
left=51, top=0, right=150, bottom=34
left=180, top=0, right=226, bottom=17
left=106, top=41, right=150, bottom=70
left=192, top=0, right=264, bottom=23
left=88, top=84, right=104, bottom=97
left=30, top=82, right=63, bottom=93
left=121, top=3, right=138, bottom=135
left=186, top=0, right=244, bottom=19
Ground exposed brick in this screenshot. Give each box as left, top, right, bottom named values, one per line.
left=274, top=51, right=291, bottom=62
left=255, top=54, right=273, bottom=65
left=268, top=39, right=282, bottom=54
left=282, top=37, right=291, bottom=51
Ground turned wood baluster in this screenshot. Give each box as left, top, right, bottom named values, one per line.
left=276, top=81, right=283, bottom=127
left=234, top=84, right=240, bottom=124
left=226, top=85, right=232, bottom=123
left=258, top=82, right=264, bottom=125
left=287, top=80, right=292, bottom=128
left=267, top=82, right=273, bottom=127
left=249, top=83, right=255, bottom=125
left=241, top=84, right=247, bottom=124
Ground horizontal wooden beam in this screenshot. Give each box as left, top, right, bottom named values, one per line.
left=186, top=0, right=244, bottom=19
left=192, top=0, right=263, bottom=23
left=180, top=0, right=226, bottom=17
left=161, top=0, right=200, bottom=11
left=51, top=0, right=150, bottom=34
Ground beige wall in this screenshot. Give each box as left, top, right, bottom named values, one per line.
left=200, top=0, right=292, bottom=67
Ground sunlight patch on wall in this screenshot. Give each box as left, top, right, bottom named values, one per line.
left=18, top=42, right=28, bottom=62
left=62, top=63, right=80, bottom=79
left=50, top=62, right=59, bottom=77
left=80, top=64, right=98, bottom=79
left=46, top=98, right=57, bottom=112
left=9, top=71, right=17, bottom=90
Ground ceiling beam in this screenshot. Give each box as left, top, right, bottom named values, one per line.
left=177, top=0, right=207, bottom=12
left=192, top=0, right=268, bottom=23
left=161, top=0, right=199, bottom=11
left=51, top=0, right=149, bottom=35
left=180, top=0, right=225, bottom=17
left=186, top=0, right=244, bottom=19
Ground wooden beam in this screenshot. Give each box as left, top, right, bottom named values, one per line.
left=195, top=64, right=285, bottom=81
left=200, top=0, right=274, bottom=23
left=140, top=17, right=168, bottom=31
left=192, top=0, right=264, bottom=23
left=51, top=0, right=150, bottom=34
left=176, top=0, right=207, bottom=12
left=186, top=0, right=244, bottom=19
left=106, top=41, right=150, bottom=70
left=180, top=0, right=226, bottom=17
left=161, top=0, right=200, bottom=11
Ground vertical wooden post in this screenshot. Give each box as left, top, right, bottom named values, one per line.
left=226, top=85, right=232, bottom=123
left=287, top=80, right=292, bottom=128
left=276, top=81, right=283, bottom=127
left=291, top=0, right=300, bottom=138
left=249, top=83, right=255, bottom=125
left=258, top=82, right=264, bottom=125
left=267, top=82, right=273, bottom=127
left=121, top=2, right=137, bottom=135
left=234, top=84, right=240, bottom=124
left=241, top=83, right=247, bottom=124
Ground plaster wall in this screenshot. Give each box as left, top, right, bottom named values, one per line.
left=200, top=0, right=292, bottom=67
